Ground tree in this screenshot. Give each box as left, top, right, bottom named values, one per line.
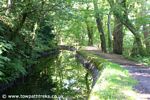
left=141, top=0, right=150, bottom=54
left=113, top=17, right=123, bottom=54
left=107, top=0, right=145, bottom=55
left=85, top=5, right=94, bottom=46
left=143, top=24, right=150, bottom=54
left=107, top=12, right=112, bottom=52
left=86, top=21, right=94, bottom=46
left=93, top=0, right=107, bottom=52
left=0, top=0, right=62, bottom=83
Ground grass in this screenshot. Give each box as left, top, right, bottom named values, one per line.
left=78, top=50, right=138, bottom=100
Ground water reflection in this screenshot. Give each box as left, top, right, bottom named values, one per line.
left=3, top=56, right=57, bottom=96
left=3, top=51, right=92, bottom=99
left=53, top=51, right=92, bottom=99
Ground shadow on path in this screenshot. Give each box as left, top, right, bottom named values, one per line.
left=82, top=46, right=150, bottom=100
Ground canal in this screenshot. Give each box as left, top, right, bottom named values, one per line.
left=2, top=51, right=92, bottom=99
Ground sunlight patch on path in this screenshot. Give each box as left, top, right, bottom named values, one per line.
left=80, top=46, right=99, bottom=50
left=136, top=94, right=150, bottom=100
left=80, top=46, right=150, bottom=99
left=121, top=65, right=150, bottom=100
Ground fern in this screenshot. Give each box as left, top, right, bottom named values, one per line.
left=9, top=59, right=27, bottom=76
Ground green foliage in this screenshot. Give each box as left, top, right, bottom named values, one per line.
left=123, top=32, right=134, bottom=56
left=135, top=15, right=150, bottom=25
left=0, top=37, right=13, bottom=53
left=123, top=33, right=150, bottom=66
left=5, top=56, right=57, bottom=95
left=0, top=36, right=14, bottom=82
left=0, top=0, right=149, bottom=99
left=134, top=56, right=150, bottom=66
left=0, top=0, right=58, bottom=83
left=1, top=58, right=26, bottom=83
left=8, top=58, right=26, bottom=75
left=125, top=55, right=150, bottom=66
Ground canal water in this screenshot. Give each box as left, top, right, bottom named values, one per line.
left=2, top=51, right=92, bottom=99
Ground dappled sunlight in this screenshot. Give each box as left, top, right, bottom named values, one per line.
left=121, top=89, right=138, bottom=99
left=80, top=46, right=99, bottom=51
left=137, top=93, right=150, bottom=100
left=0, top=0, right=150, bottom=99
left=54, top=51, right=93, bottom=99
left=80, top=51, right=139, bottom=99
left=89, top=95, right=100, bottom=100
left=133, top=72, right=150, bottom=77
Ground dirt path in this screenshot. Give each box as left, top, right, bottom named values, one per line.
left=82, top=47, right=150, bottom=100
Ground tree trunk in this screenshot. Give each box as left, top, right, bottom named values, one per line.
left=107, top=12, right=112, bottom=52
left=93, top=0, right=107, bottom=52
left=113, top=18, right=123, bottom=54
left=107, top=0, right=144, bottom=55
left=143, top=24, right=150, bottom=54
left=11, top=12, right=27, bottom=41
left=125, top=18, right=144, bottom=56
left=5, top=0, right=13, bottom=15
left=86, top=22, right=94, bottom=46
left=142, top=1, right=150, bottom=55
left=96, top=17, right=107, bottom=52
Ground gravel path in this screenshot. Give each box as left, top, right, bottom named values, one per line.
left=97, top=52, right=150, bottom=99
left=122, top=65, right=150, bottom=100
left=82, top=47, right=150, bottom=100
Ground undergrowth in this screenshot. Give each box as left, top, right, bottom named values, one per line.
left=124, top=55, right=150, bottom=66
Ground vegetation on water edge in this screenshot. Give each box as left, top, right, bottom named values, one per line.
left=0, top=0, right=149, bottom=99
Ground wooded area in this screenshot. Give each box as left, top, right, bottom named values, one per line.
left=0, top=0, right=150, bottom=99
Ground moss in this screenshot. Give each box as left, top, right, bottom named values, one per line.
left=77, top=50, right=138, bottom=100
left=77, top=50, right=108, bottom=70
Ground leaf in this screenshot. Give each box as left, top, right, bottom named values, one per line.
left=0, top=71, right=5, bottom=76
left=11, top=59, right=27, bottom=75
left=0, top=55, right=10, bottom=62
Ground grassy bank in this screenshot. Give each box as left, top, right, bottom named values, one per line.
left=78, top=51, right=138, bottom=100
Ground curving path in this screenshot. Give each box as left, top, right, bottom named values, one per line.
left=82, top=46, right=150, bottom=100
